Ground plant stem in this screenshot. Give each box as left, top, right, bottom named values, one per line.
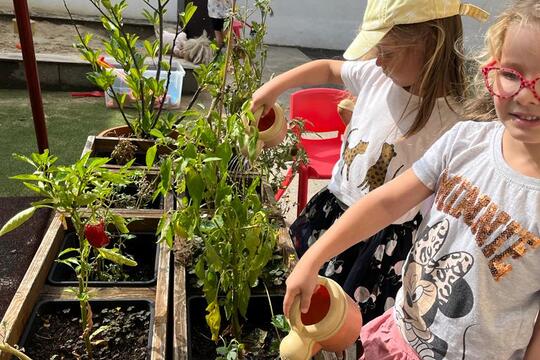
left=0, top=343, right=32, bottom=360
left=263, top=281, right=282, bottom=343
left=72, top=213, right=93, bottom=358
left=63, top=0, right=135, bottom=135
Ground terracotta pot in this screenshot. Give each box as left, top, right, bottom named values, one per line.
left=97, top=125, right=132, bottom=138
left=280, top=276, right=363, bottom=360
left=97, top=125, right=178, bottom=139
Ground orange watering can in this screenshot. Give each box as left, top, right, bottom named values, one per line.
left=280, top=276, right=363, bottom=360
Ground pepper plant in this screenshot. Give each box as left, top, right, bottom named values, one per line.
left=0, top=151, right=138, bottom=357
left=65, top=0, right=197, bottom=138
left=144, top=0, right=301, bottom=345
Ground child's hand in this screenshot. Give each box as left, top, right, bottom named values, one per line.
left=251, top=83, right=279, bottom=117
left=282, top=258, right=320, bottom=318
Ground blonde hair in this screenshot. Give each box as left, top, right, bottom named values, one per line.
left=364, top=16, right=466, bottom=138
left=464, top=0, right=540, bottom=121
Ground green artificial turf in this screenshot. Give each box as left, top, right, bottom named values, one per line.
left=0, top=90, right=125, bottom=197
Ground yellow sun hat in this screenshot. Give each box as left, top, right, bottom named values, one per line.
left=343, top=0, right=489, bottom=60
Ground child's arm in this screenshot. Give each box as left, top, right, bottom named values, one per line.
left=525, top=315, right=540, bottom=359
left=283, top=168, right=433, bottom=317
left=251, top=59, right=344, bottom=115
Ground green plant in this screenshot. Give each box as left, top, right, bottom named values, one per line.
left=216, top=337, right=245, bottom=360
left=0, top=151, right=138, bottom=357
left=0, top=322, right=31, bottom=360
left=146, top=0, right=298, bottom=347
left=66, top=0, right=197, bottom=138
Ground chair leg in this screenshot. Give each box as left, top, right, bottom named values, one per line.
left=275, top=167, right=295, bottom=202
left=297, top=167, right=308, bottom=217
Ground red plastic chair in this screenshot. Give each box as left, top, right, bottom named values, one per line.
left=275, top=88, right=349, bottom=216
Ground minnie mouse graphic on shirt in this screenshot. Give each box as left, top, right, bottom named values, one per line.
left=395, top=219, right=475, bottom=360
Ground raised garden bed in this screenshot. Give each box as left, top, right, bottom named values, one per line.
left=172, top=227, right=296, bottom=360
left=19, top=299, right=154, bottom=359
left=0, top=212, right=171, bottom=360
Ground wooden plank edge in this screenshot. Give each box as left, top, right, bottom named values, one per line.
left=0, top=214, right=64, bottom=359
left=172, top=239, right=188, bottom=360
left=151, top=241, right=171, bottom=360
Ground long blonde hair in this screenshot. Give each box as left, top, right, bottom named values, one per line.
left=365, top=16, right=466, bottom=137
left=464, top=0, right=540, bottom=121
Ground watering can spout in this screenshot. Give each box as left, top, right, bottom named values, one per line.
left=279, top=276, right=363, bottom=360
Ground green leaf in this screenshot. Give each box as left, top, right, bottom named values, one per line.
left=180, top=3, right=198, bottom=28
left=146, top=145, right=158, bottom=168
left=10, top=174, right=50, bottom=182
left=98, top=248, right=138, bottom=266
left=0, top=207, right=36, bottom=237
left=149, top=129, right=165, bottom=139
left=186, top=168, right=204, bottom=205
left=160, top=157, right=172, bottom=192
left=57, top=247, right=80, bottom=258
left=109, top=212, right=129, bottom=234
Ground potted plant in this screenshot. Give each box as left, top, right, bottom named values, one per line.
left=65, top=0, right=198, bottom=173
left=70, top=0, right=196, bottom=138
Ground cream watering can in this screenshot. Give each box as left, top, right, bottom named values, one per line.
left=242, top=103, right=287, bottom=157
left=280, top=276, right=363, bottom=360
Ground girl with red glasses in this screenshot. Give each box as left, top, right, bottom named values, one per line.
left=283, top=1, right=540, bottom=359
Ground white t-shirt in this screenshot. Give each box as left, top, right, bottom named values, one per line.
left=329, top=59, right=460, bottom=223
left=395, top=121, right=540, bottom=359
left=207, top=0, right=231, bottom=19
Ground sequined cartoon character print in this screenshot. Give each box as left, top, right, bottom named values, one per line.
left=340, top=129, right=368, bottom=181
left=396, top=219, right=475, bottom=360
left=358, top=142, right=396, bottom=191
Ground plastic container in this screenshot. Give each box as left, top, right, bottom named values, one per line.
left=280, top=276, right=363, bottom=360
left=104, top=58, right=185, bottom=110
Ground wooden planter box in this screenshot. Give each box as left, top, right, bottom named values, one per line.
left=82, top=135, right=171, bottom=171
left=0, top=212, right=171, bottom=360
left=172, top=227, right=297, bottom=359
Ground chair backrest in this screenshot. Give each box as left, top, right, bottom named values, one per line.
left=289, top=88, right=349, bottom=135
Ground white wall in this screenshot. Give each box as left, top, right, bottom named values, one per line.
left=2, top=0, right=511, bottom=51
left=261, top=0, right=362, bottom=50
left=262, top=0, right=510, bottom=52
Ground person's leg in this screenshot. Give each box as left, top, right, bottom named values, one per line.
left=210, top=17, right=225, bottom=48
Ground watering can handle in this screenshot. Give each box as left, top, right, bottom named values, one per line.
left=287, top=276, right=327, bottom=331
left=242, top=104, right=264, bottom=129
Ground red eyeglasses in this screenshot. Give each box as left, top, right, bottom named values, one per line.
left=482, top=60, right=540, bottom=101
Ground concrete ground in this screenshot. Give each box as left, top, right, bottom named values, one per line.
left=258, top=45, right=333, bottom=226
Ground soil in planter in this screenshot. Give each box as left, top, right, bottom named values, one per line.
left=0, top=197, right=52, bottom=319
left=108, top=182, right=164, bottom=210
left=48, top=231, right=158, bottom=286
left=20, top=300, right=152, bottom=360
left=188, top=295, right=285, bottom=359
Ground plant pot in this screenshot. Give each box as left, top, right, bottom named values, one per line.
left=98, top=125, right=133, bottom=137
left=187, top=294, right=285, bottom=360
left=18, top=299, right=154, bottom=359
left=97, top=125, right=179, bottom=139
left=47, top=231, right=159, bottom=287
